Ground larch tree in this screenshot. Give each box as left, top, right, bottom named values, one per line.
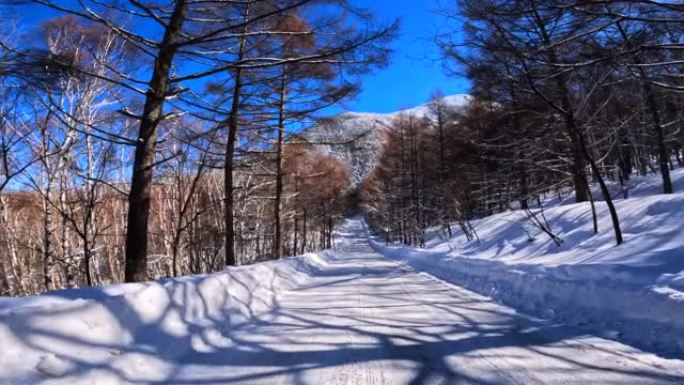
left=29, top=0, right=396, bottom=280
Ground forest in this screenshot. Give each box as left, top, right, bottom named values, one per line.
left=362, top=1, right=684, bottom=250
left=1, top=0, right=684, bottom=297
left=0, top=0, right=395, bottom=295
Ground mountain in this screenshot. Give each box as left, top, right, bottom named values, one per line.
left=303, top=94, right=471, bottom=187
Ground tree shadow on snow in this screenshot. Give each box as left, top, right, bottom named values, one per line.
left=1, top=225, right=683, bottom=385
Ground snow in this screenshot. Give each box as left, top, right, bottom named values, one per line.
left=0, top=253, right=327, bottom=384
left=1, top=215, right=684, bottom=384
left=35, top=354, right=74, bottom=378
left=340, top=94, right=471, bottom=120
left=371, top=168, right=684, bottom=356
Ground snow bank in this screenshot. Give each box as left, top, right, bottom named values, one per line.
left=370, top=169, right=684, bottom=356
left=0, top=252, right=328, bottom=384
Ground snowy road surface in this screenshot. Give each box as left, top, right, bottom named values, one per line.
left=3, top=218, right=684, bottom=384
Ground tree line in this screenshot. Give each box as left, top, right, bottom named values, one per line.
left=0, top=0, right=396, bottom=295
left=362, top=0, right=684, bottom=247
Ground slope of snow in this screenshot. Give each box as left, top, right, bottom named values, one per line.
left=0, top=253, right=327, bottom=384
left=371, top=168, right=684, bottom=355
left=341, top=94, right=471, bottom=120
left=1, top=219, right=683, bottom=384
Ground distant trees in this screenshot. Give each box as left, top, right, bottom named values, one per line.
left=361, top=102, right=478, bottom=245
left=282, top=145, right=350, bottom=253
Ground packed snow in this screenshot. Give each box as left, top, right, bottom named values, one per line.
left=373, top=167, right=684, bottom=356
left=1, top=217, right=684, bottom=384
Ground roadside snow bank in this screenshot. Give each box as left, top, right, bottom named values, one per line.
left=370, top=169, right=684, bottom=356
left=0, top=252, right=327, bottom=385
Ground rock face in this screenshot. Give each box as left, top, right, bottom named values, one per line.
left=303, top=95, right=470, bottom=187
left=304, top=112, right=391, bottom=187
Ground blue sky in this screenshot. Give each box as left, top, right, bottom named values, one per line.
left=14, top=1, right=469, bottom=114
left=346, top=0, right=469, bottom=113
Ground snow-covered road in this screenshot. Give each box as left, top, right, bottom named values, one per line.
left=167, top=219, right=684, bottom=384
left=3, top=218, right=684, bottom=384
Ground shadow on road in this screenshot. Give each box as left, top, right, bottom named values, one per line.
left=1, top=220, right=682, bottom=384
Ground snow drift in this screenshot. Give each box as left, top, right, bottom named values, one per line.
left=0, top=253, right=327, bottom=384
left=371, top=168, right=684, bottom=356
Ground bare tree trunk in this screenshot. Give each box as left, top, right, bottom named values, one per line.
left=293, top=215, right=298, bottom=254
left=293, top=178, right=299, bottom=254
left=0, top=196, right=23, bottom=294
left=41, top=123, right=55, bottom=291
left=527, top=3, right=622, bottom=244
left=125, top=0, right=187, bottom=282
left=301, top=207, right=307, bottom=254
left=528, top=5, right=589, bottom=203
left=83, top=236, right=92, bottom=286
left=616, top=21, right=673, bottom=194
left=327, top=211, right=333, bottom=248
left=224, top=6, right=250, bottom=267
left=567, top=116, right=623, bottom=244
left=587, top=185, right=598, bottom=234
left=42, top=193, right=54, bottom=291
left=434, top=99, right=452, bottom=236
left=274, top=73, right=287, bottom=259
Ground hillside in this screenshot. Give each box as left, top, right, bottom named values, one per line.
left=373, top=167, right=684, bottom=355
left=303, top=95, right=470, bottom=186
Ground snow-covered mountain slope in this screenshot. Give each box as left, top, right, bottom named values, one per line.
left=304, top=94, right=470, bottom=186
left=372, top=167, right=684, bottom=355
